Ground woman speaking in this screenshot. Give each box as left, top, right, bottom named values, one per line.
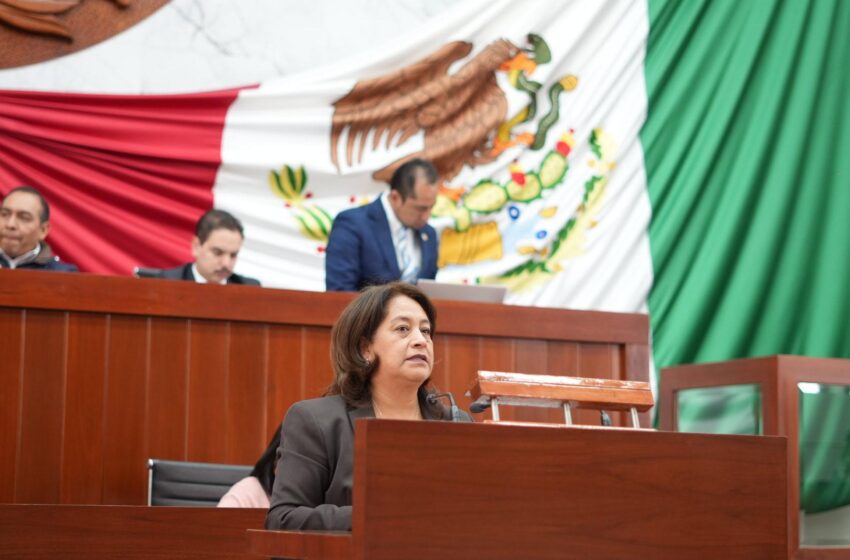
left=266, top=282, right=470, bottom=531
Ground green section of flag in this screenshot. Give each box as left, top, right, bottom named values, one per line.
left=642, top=0, right=850, bottom=514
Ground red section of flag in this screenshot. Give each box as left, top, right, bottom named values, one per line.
left=0, top=87, right=248, bottom=275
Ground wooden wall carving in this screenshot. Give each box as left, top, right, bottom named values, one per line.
left=0, top=270, right=650, bottom=505
left=0, top=0, right=169, bottom=69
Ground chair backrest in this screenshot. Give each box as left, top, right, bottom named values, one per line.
left=147, top=458, right=253, bottom=507
left=134, top=267, right=165, bottom=279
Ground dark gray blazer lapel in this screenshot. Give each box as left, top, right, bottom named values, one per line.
left=346, top=403, right=375, bottom=432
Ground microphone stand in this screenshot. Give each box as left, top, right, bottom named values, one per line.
left=427, top=392, right=463, bottom=422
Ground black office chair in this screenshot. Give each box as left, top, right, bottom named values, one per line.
left=147, top=458, right=252, bottom=506
left=134, top=267, right=165, bottom=279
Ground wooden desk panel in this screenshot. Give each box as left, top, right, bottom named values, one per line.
left=250, top=420, right=788, bottom=559
left=355, top=421, right=787, bottom=560
left=0, top=505, right=264, bottom=560
left=0, top=307, right=22, bottom=503
left=248, top=529, right=352, bottom=559
left=0, top=270, right=649, bottom=505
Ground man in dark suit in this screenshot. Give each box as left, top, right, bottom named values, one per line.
left=160, top=209, right=260, bottom=286
left=325, top=159, right=440, bottom=291
left=0, top=186, right=78, bottom=272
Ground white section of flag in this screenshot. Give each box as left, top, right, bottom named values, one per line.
left=215, top=0, right=652, bottom=316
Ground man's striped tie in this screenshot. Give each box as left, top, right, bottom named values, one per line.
left=398, top=227, right=419, bottom=283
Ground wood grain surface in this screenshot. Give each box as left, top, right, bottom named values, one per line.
left=0, top=269, right=650, bottom=505
left=0, top=505, right=265, bottom=559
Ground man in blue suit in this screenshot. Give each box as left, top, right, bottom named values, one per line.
left=325, top=159, right=440, bottom=291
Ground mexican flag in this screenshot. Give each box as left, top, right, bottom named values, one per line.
left=0, top=0, right=848, bottom=522
left=641, top=0, right=850, bottom=525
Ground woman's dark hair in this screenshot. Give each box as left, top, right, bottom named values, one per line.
left=251, top=424, right=281, bottom=496
left=326, top=282, right=442, bottom=416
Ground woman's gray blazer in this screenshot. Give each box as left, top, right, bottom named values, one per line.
left=265, top=394, right=467, bottom=531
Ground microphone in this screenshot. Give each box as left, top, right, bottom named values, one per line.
left=427, top=392, right=464, bottom=422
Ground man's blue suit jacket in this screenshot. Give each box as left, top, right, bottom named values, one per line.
left=325, top=198, right=439, bottom=291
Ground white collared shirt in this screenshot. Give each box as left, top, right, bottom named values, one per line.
left=191, top=263, right=227, bottom=285
left=0, top=244, right=41, bottom=269
left=380, top=192, right=422, bottom=274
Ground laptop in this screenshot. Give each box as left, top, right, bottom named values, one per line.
left=417, top=279, right=507, bottom=304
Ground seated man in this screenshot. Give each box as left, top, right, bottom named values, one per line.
left=0, top=186, right=78, bottom=272
left=160, top=209, right=260, bottom=286
left=325, top=159, right=440, bottom=291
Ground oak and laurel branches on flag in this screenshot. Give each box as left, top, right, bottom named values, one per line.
left=589, top=128, right=603, bottom=160
left=434, top=129, right=579, bottom=274
left=269, top=165, right=307, bottom=201
left=432, top=130, right=575, bottom=233
left=490, top=128, right=617, bottom=293
left=268, top=165, right=333, bottom=243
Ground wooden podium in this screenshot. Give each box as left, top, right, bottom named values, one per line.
left=250, top=419, right=787, bottom=559
left=659, top=355, right=850, bottom=560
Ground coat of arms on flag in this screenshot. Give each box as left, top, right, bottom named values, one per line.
left=248, top=25, right=633, bottom=305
